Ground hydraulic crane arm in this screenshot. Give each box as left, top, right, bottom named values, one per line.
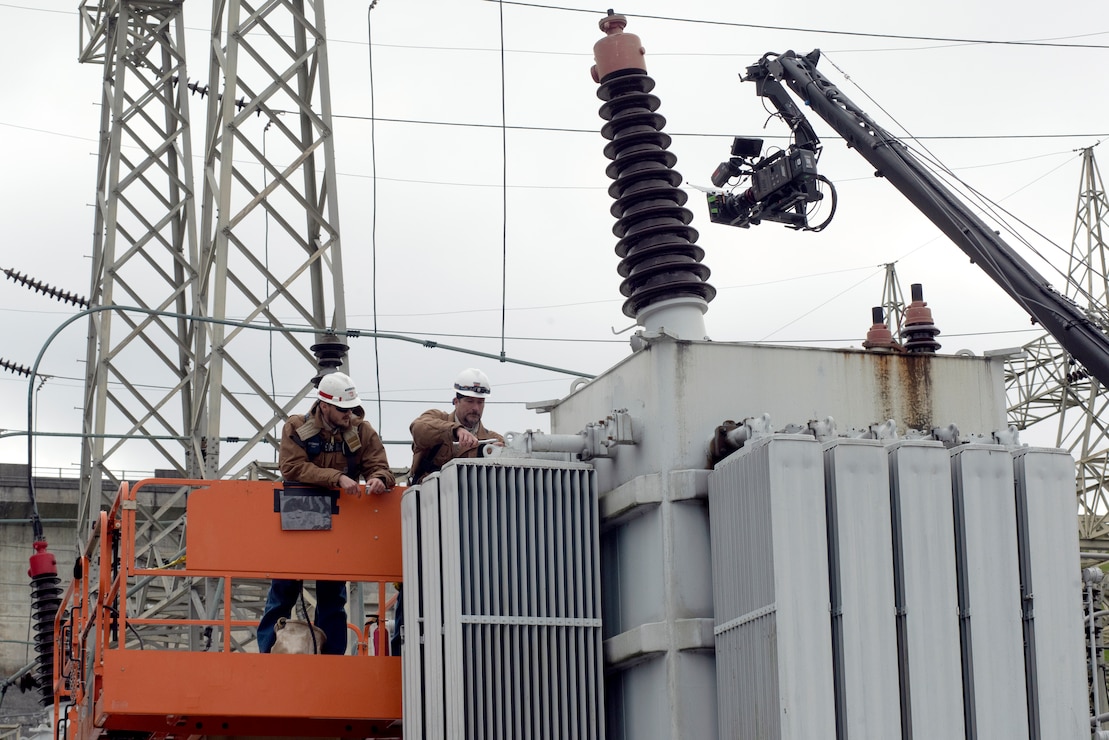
left=727, top=49, right=1109, bottom=386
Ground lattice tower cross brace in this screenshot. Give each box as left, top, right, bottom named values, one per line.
left=1005, top=147, right=1109, bottom=547
left=76, top=0, right=204, bottom=531
left=198, top=0, right=350, bottom=479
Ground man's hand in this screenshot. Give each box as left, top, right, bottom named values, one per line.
left=365, top=477, right=387, bottom=495
left=337, top=474, right=360, bottom=496
left=456, top=428, right=479, bottom=452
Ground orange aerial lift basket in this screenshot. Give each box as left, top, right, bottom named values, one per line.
left=52, top=478, right=405, bottom=740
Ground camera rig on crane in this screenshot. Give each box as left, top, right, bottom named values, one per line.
left=707, top=46, right=1109, bottom=388
left=705, top=50, right=837, bottom=232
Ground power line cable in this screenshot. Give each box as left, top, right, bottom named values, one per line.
left=8, top=0, right=1109, bottom=50
left=498, top=0, right=509, bottom=363
left=485, top=1, right=1109, bottom=50
left=327, top=114, right=1109, bottom=141
left=262, top=121, right=278, bottom=468
left=367, top=2, right=384, bottom=430
left=759, top=267, right=885, bottom=342
left=824, top=44, right=1103, bottom=314
left=3, top=116, right=1104, bottom=173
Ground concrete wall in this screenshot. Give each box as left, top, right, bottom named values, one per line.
left=0, top=465, right=114, bottom=677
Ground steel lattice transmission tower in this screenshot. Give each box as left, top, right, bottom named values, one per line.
left=77, top=0, right=204, bottom=535
left=1006, top=146, right=1109, bottom=550
left=74, top=0, right=350, bottom=641
left=195, top=0, right=350, bottom=480
left=879, top=262, right=907, bottom=339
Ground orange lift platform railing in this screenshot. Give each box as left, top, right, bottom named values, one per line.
left=52, top=478, right=405, bottom=740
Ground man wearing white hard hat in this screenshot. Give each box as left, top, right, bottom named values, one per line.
left=408, top=368, right=505, bottom=485
left=257, top=371, right=395, bottom=655
left=395, top=369, right=504, bottom=654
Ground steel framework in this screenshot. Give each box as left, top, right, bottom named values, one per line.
left=1005, top=147, right=1109, bottom=549
left=77, top=0, right=203, bottom=538
left=75, top=0, right=351, bottom=643
left=879, top=262, right=907, bottom=340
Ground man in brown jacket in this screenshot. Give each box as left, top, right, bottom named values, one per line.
left=408, top=367, right=505, bottom=485
left=258, top=371, right=395, bottom=655
left=394, top=368, right=504, bottom=654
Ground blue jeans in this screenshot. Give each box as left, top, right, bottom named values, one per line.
left=390, top=585, right=404, bottom=656
left=257, top=579, right=348, bottom=655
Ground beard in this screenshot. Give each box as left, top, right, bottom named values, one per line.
left=322, top=404, right=354, bottom=431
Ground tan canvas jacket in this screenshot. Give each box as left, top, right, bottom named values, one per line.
left=408, top=408, right=504, bottom=484
left=279, top=406, right=395, bottom=489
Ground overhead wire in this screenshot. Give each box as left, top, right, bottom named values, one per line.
left=758, top=266, right=886, bottom=342
left=498, top=0, right=509, bottom=363
left=326, top=114, right=1109, bottom=142
left=484, top=1, right=1109, bottom=50
left=262, top=121, right=279, bottom=467
left=7, top=0, right=1109, bottom=49
left=17, top=304, right=601, bottom=505
left=366, top=2, right=384, bottom=429
left=822, top=51, right=1106, bottom=320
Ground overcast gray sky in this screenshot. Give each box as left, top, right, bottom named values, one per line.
left=2, top=0, right=1107, bottom=475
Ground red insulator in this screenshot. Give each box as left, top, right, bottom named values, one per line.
left=902, top=283, right=941, bottom=354
left=28, top=540, right=61, bottom=706
left=590, top=12, right=645, bottom=83
left=862, top=307, right=901, bottom=351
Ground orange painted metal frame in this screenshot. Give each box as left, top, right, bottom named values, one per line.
left=53, top=479, right=406, bottom=740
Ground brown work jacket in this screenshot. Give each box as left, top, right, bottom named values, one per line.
left=279, top=405, right=396, bottom=489
left=408, top=408, right=504, bottom=484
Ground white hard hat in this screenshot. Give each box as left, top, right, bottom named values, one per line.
left=317, top=371, right=362, bottom=409
left=454, top=368, right=491, bottom=398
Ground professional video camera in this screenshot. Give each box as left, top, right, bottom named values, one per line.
left=705, top=136, right=833, bottom=231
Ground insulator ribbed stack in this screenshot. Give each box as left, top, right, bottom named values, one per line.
left=311, top=336, right=349, bottom=384
left=903, top=283, right=941, bottom=354
left=594, top=33, right=715, bottom=320
left=3, top=268, right=88, bottom=308
left=30, top=568, right=61, bottom=706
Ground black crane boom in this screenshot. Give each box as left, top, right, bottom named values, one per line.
left=711, top=49, right=1109, bottom=386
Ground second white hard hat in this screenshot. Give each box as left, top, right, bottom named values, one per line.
left=454, top=368, right=491, bottom=398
